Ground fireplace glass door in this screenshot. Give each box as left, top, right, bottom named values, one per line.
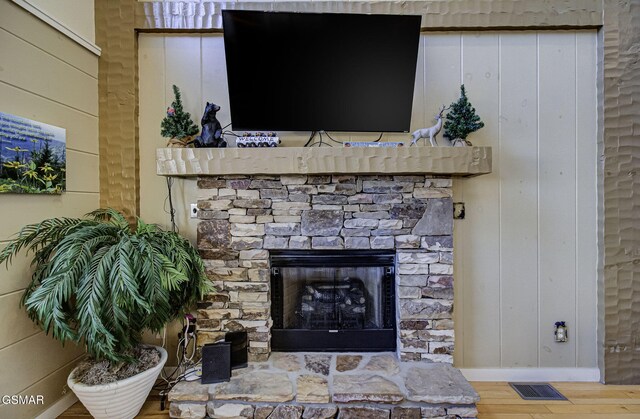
left=270, top=250, right=396, bottom=351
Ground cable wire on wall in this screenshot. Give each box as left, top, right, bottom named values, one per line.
left=305, top=131, right=384, bottom=146
left=165, top=176, right=178, bottom=233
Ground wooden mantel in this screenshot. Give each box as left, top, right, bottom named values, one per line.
left=156, top=146, right=492, bottom=177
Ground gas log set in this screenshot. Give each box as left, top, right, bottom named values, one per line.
left=298, top=278, right=367, bottom=329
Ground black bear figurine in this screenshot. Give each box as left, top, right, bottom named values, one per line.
left=194, top=102, right=226, bottom=148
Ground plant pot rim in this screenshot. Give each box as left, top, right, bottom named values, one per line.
left=67, top=345, right=167, bottom=392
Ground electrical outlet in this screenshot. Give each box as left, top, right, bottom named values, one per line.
left=453, top=202, right=465, bottom=219
left=190, top=203, right=199, bottom=219
left=554, top=321, right=568, bottom=342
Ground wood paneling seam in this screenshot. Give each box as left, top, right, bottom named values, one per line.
left=0, top=26, right=98, bottom=79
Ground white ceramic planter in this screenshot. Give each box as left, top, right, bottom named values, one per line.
left=67, top=346, right=168, bottom=419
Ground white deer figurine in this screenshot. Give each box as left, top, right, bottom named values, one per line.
left=410, top=105, right=449, bottom=146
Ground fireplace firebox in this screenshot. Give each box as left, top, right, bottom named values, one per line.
left=270, top=250, right=396, bottom=352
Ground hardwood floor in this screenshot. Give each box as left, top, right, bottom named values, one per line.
left=474, top=382, right=640, bottom=418
left=58, top=382, right=640, bottom=418
left=58, top=396, right=168, bottom=419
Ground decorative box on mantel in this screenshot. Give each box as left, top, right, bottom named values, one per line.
left=155, top=146, right=491, bottom=364
left=156, top=146, right=491, bottom=177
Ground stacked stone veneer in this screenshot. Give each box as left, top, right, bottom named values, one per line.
left=195, top=175, right=454, bottom=363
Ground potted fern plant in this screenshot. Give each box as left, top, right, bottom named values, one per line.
left=0, top=208, right=210, bottom=419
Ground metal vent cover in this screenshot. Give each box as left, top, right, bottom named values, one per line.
left=509, top=383, right=567, bottom=400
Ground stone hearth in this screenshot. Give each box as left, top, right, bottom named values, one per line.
left=195, top=175, right=454, bottom=363
left=168, top=352, right=479, bottom=419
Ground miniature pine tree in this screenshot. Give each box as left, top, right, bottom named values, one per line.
left=161, top=85, right=199, bottom=139
left=443, top=85, right=484, bottom=143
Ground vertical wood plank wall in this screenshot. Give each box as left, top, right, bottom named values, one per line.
left=138, top=31, right=598, bottom=369
left=0, top=2, right=98, bottom=417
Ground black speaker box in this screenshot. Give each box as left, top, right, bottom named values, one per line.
left=225, top=331, right=248, bottom=370
left=201, top=341, right=231, bottom=384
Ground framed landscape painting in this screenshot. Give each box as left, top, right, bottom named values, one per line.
left=0, top=112, right=66, bottom=194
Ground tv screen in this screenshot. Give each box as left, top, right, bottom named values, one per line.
left=222, top=10, right=421, bottom=133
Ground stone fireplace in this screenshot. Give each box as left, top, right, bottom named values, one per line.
left=195, top=174, right=455, bottom=363
left=161, top=147, right=490, bottom=417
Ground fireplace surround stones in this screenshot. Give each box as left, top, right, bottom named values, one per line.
left=196, top=175, right=454, bottom=363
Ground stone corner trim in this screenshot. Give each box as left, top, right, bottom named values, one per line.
left=156, top=146, right=492, bottom=177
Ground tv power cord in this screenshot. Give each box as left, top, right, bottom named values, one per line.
left=154, top=314, right=201, bottom=411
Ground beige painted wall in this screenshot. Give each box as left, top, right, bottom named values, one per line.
left=138, top=30, right=598, bottom=369
left=450, top=32, right=598, bottom=369
left=26, top=0, right=95, bottom=42
left=0, top=2, right=98, bottom=418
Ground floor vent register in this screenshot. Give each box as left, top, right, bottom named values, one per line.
left=509, top=383, right=568, bottom=400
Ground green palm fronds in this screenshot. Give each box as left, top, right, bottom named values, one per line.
left=0, top=208, right=210, bottom=362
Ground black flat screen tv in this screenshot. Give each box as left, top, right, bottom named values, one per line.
left=222, top=10, right=421, bottom=132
